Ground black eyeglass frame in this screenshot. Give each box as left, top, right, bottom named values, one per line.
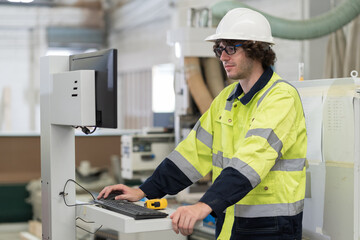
left=214, top=44, right=243, bottom=58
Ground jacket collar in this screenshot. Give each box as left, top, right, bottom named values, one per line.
left=227, top=67, right=273, bottom=105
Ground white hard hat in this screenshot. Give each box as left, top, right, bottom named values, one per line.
left=205, top=8, right=274, bottom=44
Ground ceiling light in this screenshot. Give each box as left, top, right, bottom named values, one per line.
left=7, top=0, right=34, bottom=3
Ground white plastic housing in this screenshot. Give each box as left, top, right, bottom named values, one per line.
left=51, top=70, right=96, bottom=126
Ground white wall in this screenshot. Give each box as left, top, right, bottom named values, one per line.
left=108, top=0, right=174, bottom=72
left=0, top=27, right=44, bottom=133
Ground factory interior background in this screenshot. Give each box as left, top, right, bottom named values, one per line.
left=0, top=0, right=360, bottom=239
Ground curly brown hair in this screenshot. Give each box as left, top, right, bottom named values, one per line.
left=214, top=40, right=276, bottom=69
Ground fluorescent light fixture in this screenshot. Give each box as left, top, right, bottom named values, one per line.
left=7, top=0, right=34, bottom=2
left=175, top=42, right=181, bottom=58
left=46, top=49, right=74, bottom=56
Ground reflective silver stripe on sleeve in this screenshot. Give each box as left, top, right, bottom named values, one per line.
left=212, top=151, right=224, bottom=168
left=214, top=151, right=304, bottom=172
left=167, top=150, right=203, bottom=183
left=234, top=199, right=304, bottom=218
left=226, top=157, right=261, bottom=188
left=193, top=121, right=213, bottom=149
left=212, top=151, right=261, bottom=188
left=271, top=158, right=306, bottom=171
left=245, top=128, right=283, bottom=159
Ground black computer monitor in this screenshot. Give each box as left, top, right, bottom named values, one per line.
left=69, top=49, right=118, bottom=128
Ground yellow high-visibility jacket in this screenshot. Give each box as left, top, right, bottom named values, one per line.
left=140, top=68, right=307, bottom=239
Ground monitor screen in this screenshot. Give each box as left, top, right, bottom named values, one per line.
left=69, top=49, right=118, bottom=128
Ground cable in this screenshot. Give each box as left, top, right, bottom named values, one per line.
left=72, top=126, right=97, bottom=135
left=60, top=179, right=103, bottom=236
left=59, top=179, right=96, bottom=207
left=81, top=126, right=97, bottom=135
left=76, top=217, right=103, bottom=235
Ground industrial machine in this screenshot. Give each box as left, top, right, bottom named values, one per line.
left=121, top=133, right=175, bottom=179
left=293, top=74, right=360, bottom=240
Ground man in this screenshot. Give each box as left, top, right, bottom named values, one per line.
left=98, top=8, right=307, bottom=240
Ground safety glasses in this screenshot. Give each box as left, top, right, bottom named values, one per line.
left=214, top=44, right=243, bottom=58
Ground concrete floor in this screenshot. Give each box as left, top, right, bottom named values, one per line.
left=0, top=222, right=93, bottom=240
left=0, top=233, right=22, bottom=240
left=0, top=223, right=27, bottom=240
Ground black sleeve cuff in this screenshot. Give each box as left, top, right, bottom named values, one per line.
left=139, top=176, right=166, bottom=199
left=139, top=158, right=193, bottom=199
left=200, top=167, right=253, bottom=217
left=200, top=190, right=229, bottom=217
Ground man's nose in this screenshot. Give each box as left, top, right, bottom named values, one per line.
left=220, top=50, right=230, bottom=61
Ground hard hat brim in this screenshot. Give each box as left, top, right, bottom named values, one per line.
left=205, top=32, right=275, bottom=44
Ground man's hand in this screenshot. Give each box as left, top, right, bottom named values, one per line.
left=170, top=202, right=212, bottom=236
left=97, top=184, right=145, bottom=202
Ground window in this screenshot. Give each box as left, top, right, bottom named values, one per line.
left=152, top=64, right=175, bottom=128
left=152, top=64, right=175, bottom=113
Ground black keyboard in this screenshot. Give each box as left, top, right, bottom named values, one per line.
left=94, top=198, right=168, bottom=220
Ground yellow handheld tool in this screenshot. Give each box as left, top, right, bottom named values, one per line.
left=144, top=198, right=168, bottom=210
